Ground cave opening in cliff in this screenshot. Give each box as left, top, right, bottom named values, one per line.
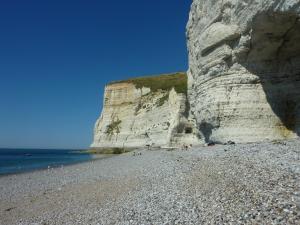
left=245, top=12, right=300, bottom=137
left=185, top=127, right=193, bottom=134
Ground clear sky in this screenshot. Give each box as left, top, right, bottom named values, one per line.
left=0, top=0, right=192, bottom=149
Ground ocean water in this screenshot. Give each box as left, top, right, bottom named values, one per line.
left=0, top=148, right=92, bottom=175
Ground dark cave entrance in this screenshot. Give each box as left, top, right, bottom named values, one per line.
left=185, top=127, right=193, bottom=134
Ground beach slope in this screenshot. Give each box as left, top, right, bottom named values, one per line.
left=0, top=140, right=299, bottom=224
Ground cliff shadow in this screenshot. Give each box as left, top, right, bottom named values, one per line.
left=241, top=12, right=300, bottom=137
left=199, top=122, right=214, bottom=143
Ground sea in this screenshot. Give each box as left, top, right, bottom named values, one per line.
left=0, top=148, right=92, bottom=175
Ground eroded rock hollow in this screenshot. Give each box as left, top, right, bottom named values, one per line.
left=187, top=0, right=300, bottom=143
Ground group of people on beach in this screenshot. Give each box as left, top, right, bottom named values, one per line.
left=182, top=144, right=192, bottom=151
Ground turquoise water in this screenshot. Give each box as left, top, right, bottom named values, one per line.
left=0, top=148, right=92, bottom=175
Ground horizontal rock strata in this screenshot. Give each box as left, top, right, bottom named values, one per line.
left=187, top=0, right=300, bottom=143
left=91, top=73, right=201, bottom=148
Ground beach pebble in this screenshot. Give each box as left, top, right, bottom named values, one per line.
left=0, top=140, right=299, bottom=224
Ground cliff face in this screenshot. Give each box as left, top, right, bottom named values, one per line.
left=187, top=0, right=300, bottom=143
left=92, top=1, right=300, bottom=147
left=91, top=73, right=201, bottom=148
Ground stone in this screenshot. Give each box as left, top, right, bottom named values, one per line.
left=187, top=0, right=300, bottom=143
left=91, top=73, right=202, bottom=149
left=227, top=141, right=236, bottom=145
left=199, top=22, right=240, bottom=55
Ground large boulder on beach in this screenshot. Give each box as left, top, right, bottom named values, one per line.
left=187, top=0, right=300, bottom=143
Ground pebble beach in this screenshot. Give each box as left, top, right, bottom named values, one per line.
left=0, top=140, right=299, bottom=225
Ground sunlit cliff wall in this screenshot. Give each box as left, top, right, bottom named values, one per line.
left=187, top=0, right=300, bottom=143
left=91, top=73, right=201, bottom=148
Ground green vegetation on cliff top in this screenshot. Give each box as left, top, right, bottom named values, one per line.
left=110, top=72, right=187, bottom=94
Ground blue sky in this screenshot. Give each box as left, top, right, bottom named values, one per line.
left=0, top=0, right=192, bottom=149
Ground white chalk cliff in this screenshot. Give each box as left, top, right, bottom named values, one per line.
left=92, top=0, right=300, bottom=148
left=187, top=0, right=300, bottom=143
left=91, top=73, right=200, bottom=148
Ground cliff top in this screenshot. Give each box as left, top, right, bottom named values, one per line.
left=109, top=72, right=187, bottom=94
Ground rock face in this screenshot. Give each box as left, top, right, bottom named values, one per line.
left=187, top=0, right=300, bottom=143
left=91, top=73, right=201, bottom=148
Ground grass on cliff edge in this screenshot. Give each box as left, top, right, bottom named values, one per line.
left=110, top=72, right=187, bottom=94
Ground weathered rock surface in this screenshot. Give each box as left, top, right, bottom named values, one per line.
left=91, top=73, right=201, bottom=148
left=187, top=0, right=300, bottom=143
